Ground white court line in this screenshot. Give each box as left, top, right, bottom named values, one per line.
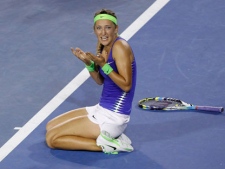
left=14, top=127, right=22, bottom=130
left=0, top=0, right=170, bottom=162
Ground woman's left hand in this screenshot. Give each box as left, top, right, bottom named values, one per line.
left=86, top=51, right=107, bottom=67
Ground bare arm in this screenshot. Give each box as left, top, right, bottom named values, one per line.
left=87, top=40, right=134, bottom=92
left=89, top=67, right=104, bottom=85
left=108, top=40, right=133, bottom=92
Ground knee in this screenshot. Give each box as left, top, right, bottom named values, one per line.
left=46, top=121, right=52, bottom=131
left=45, top=131, right=55, bottom=149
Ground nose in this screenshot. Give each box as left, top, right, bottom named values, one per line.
left=101, top=28, right=106, bottom=35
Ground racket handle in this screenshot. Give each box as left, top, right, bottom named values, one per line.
left=196, top=106, right=224, bottom=113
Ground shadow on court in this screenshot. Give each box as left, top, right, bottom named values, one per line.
left=28, top=142, right=163, bottom=169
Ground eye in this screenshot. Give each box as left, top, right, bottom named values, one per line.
left=96, top=26, right=101, bottom=30
left=106, top=26, right=111, bottom=30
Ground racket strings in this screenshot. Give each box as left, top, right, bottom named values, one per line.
left=138, top=97, right=223, bottom=112
left=138, top=97, right=187, bottom=110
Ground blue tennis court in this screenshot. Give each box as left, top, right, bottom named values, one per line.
left=1, top=0, right=225, bottom=169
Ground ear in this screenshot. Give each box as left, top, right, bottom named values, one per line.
left=115, top=25, right=119, bottom=34
left=93, top=25, right=96, bottom=32
left=93, top=25, right=98, bottom=36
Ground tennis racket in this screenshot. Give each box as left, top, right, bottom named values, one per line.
left=138, top=97, right=224, bottom=113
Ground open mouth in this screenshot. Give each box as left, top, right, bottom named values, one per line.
left=101, top=36, right=108, bottom=41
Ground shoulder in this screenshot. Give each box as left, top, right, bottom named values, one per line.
left=114, top=38, right=130, bottom=49
left=112, top=38, right=132, bottom=58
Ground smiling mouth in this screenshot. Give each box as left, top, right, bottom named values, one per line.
left=101, top=36, right=108, bottom=41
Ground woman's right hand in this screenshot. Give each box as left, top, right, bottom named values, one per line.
left=71, top=47, right=92, bottom=65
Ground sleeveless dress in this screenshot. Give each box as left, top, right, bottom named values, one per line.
left=99, top=37, right=137, bottom=115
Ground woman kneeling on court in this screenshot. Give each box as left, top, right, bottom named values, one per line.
left=45, top=9, right=136, bottom=154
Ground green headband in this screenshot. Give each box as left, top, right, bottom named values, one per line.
left=94, top=14, right=117, bottom=25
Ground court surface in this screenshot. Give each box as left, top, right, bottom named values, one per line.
left=1, top=0, right=225, bottom=169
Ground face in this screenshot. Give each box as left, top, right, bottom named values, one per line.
left=94, top=19, right=118, bottom=47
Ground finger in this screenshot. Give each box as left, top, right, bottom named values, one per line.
left=71, top=47, right=80, bottom=55
left=70, top=47, right=75, bottom=53
left=97, top=53, right=104, bottom=59
left=78, top=48, right=86, bottom=54
left=86, top=52, right=91, bottom=57
left=86, top=52, right=95, bottom=57
left=86, top=52, right=95, bottom=60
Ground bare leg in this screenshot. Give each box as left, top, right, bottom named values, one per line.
left=46, top=108, right=88, bottom=131
left=51, top=136, right=101, bottom=151
left=46, top=113, right=102, bottom=151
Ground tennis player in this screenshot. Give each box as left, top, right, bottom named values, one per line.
left=46, top=9, right=137, bottom=154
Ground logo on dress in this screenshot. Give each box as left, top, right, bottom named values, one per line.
left=107, top=61, right=114, bottom=65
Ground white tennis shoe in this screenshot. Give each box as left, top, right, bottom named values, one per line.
left=117, top=133, right=132, bottom=145
left=96, top=131, right=134, bottom=154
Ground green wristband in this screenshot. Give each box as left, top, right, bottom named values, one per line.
left=85, top=60, right=95, bottom=72
left=102, top=63, right=113, bottom=75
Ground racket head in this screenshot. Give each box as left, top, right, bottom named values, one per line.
left=138, top=97, right=189, bottom=110
left=138, top=97, right=224, bottom=112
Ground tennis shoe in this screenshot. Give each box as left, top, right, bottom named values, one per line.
left=117, top=133, right=132, bottom=144
left=96, top=131, right=134, bottom=154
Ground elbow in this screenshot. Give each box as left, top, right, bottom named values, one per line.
left=97, top=81, right=103, bottom=85
left=96, top=79, right=104, bottom=85
left=122, top=84, right=132, bottom=92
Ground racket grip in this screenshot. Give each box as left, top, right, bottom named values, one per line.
left=196, top=106, right=224, bottom=113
